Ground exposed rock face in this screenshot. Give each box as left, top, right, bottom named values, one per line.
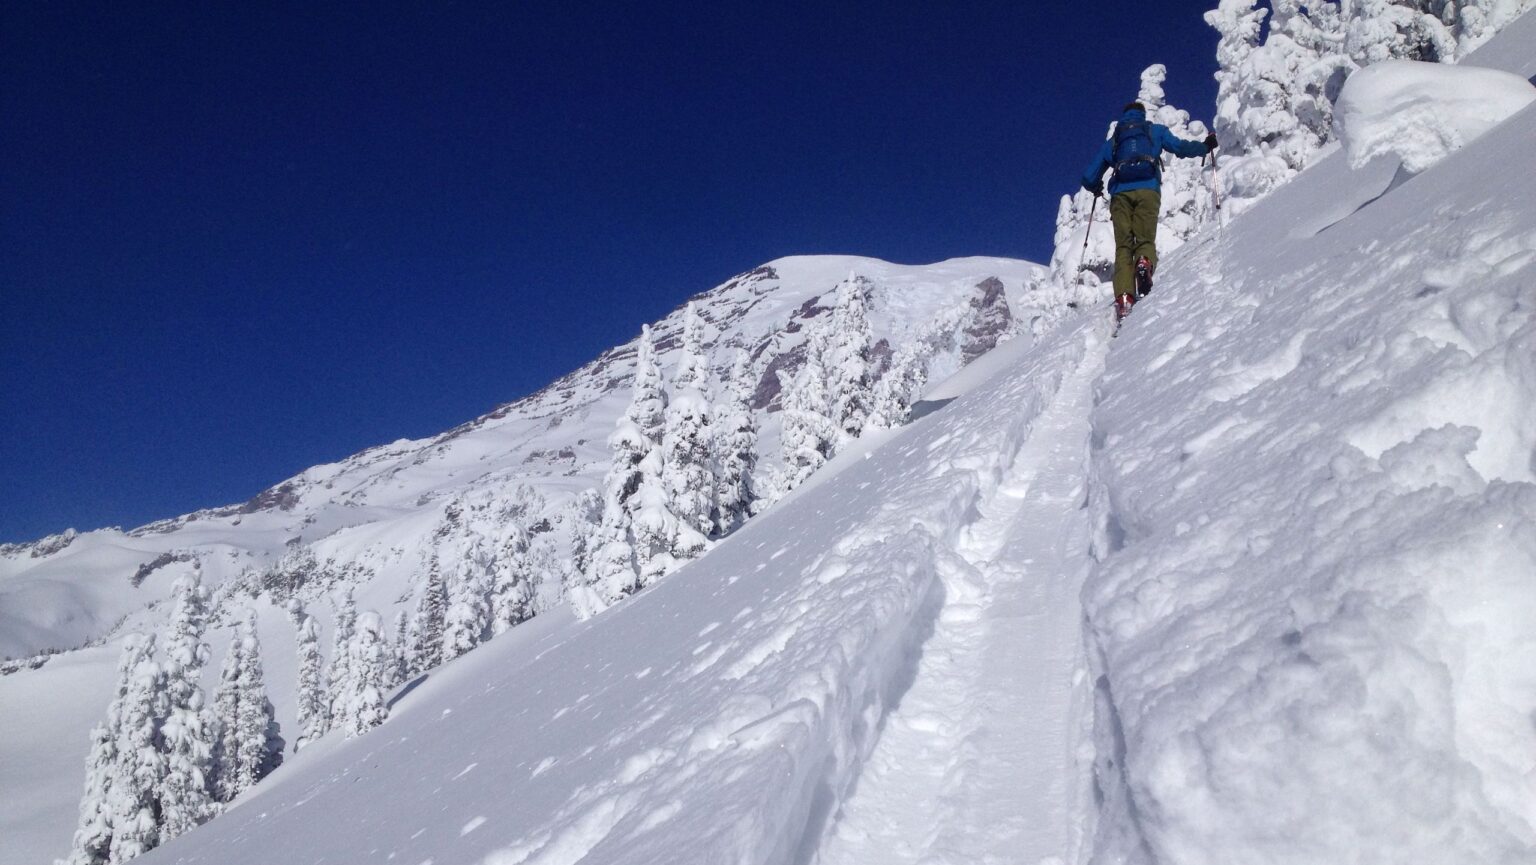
left=960, top=277, right=1013, bottom=366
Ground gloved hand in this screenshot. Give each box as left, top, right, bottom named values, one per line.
left=1204, top=133, right=1218, bottom=152
left=1083, top=180, right=1103, bottom=197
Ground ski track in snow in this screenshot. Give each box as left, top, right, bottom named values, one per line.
left=814, top=334, right=1104, bottom=865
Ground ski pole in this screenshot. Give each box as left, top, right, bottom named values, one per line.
left=1080, top=193, right=1099, bottom=261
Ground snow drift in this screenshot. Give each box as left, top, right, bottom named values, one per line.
left=1333, top=59, right=1536, bottom=172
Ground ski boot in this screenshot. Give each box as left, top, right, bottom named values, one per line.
left=1134, top=256, right=1155, bottom=299
left=1114, top=292, right=1135, bottom=327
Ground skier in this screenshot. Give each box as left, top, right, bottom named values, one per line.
left=1081, top=101, right=1216, bottom=323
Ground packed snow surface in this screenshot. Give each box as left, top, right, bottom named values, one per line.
left=1333, top=59, right=1536, bottom=172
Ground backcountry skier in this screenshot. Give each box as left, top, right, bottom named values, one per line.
left=1081, top=101, right=1217, bottom=322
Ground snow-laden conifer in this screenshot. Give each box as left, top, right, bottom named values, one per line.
left=867, top=340, right=930, bottom=431
left=491, top=522, right=535, bottom=634
left=335, top=611, right=391, bottom=737
left=107, top=636, right=167, bottom=864
left=661, top=302, right=714, bottom=560
left=825, top=274, right=874, bottom=442
left=292, top=606, right=329, bottom=751
left=443, top=540, right=492, bottom=662
left=777, top=326, right=839, bottom=495
left=63, top=634, right=150, bottom=865
left=327, top=588, right=357, bottom=721
left=156, top=574, right=218, bottom=841
left=212, top=609, right=281, bottom=802
left=713, top=348, right=759, bottom=535
left=409, top=555, right=449, bottom=673
left=390, top=609, right=411, bottom=687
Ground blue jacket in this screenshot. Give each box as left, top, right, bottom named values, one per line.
left=1082, top=107, right=1208, bottom=195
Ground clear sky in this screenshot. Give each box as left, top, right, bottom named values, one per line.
left=0, top=1, right=1219, bottom=542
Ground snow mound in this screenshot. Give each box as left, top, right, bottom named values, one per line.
left=1333, top=59, right=1536, bottom=173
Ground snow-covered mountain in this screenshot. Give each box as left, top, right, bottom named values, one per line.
left=0, top=254, right=1049, bottom=664
left=0, top=254, right=1051, bottom=864
left=6, top=7, right=1536, bottom=865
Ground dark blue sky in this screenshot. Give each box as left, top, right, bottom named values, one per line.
left=0, top=2, right=1219, bottom=542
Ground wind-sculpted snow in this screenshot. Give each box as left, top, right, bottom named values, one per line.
left=129, top=308, right=1096, bottom=865
left=1084, top=58, right=1536, bottom=863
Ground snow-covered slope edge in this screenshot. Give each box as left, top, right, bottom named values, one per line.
left=128, top=300, right=1102, bottom=865
left=1084, top=68, right=1536, bottom=865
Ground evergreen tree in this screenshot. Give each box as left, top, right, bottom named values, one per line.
left=156, top=574, right=218, bottom=842
left=491, top=522, right=535, bottom=634
left=867, top=340, right=931, bottom=431
left=336, top=612, right=391, bottom=738
left=390, top=609, right=411, bottom=687
left=292, top=606, right=329, bottom=752
left=326, top=588, right=358, bottom=726
left=212, top=609, right=281, bottom=803
left=63, top=635, right=150, bottom=865
left=777, top=326, right=839, bottom=494
left=107, top=636, right=167, bottom=864
left=825, top=274, right=874, bottom=442
left=409, top=555, right=449, bottom=673
left=443, top=541, right=491, bottom=662
left=577, top=325, right=666, bottom=613
left=713, top=348, right=759, bottom=535
left=661, top=302, right=715, bottom=561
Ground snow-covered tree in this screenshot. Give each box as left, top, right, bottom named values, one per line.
left=576, top=325, right=667, bottom=614
left=107, top=636, right=167, bottom=864
left=63, top=635, right=151, bottom=865
left=335, top=611, right=391, bottom=738
left=390, top=609, right=411, bottom=687
left=713, top=348, right=759, bottom=535
left=662, top=303, right=715, bottom=561
left=867, top=340, right=931, bottom=431
left=1347, top=0, right=1457, bottom=65
left=442, top=540, right=492, bottom=662
left=326, top=588, right=357, bottom=719
left=491, top=522, right=535, bottom=634
left=776, top=326, right=839, bottom=495
left=409, top=555, right=449, bottom=674
left=212, top=609, right=281, bottom=803
left=156, top=574, right=218, bottom=841
left=825, top=274, right=875, bottom=442
left=292, top=605, right=329, bottom=752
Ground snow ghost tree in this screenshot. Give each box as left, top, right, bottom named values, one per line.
left=327, top=587, right=358, bottom=721
left=867, top=339, right=931, bottom=431
left=292, top=605, right=329, bottom=751
left=156, top=573, right=218, bottom=842
left=65, top=634, right=153, bottom=865
left=409, top=555, right=449, bottom=674
left=491, top=521, right=536, bottom=634
left=662, top=302, right=715, bottom=563
left=577, top=325, right=667, bottom=615
left=713, top=348, right=759, bottom=535
left=212, top=609, right=282, bottom=803
left=442, top=537, right=492, bottom=662
left=775, top=324, right=839, bottom=496
left=336, top=611, right=391, bottom=738
left=825, top=274, right=875, bottom=443
left=390, top=609, right=411, bottom=687
left=107, top=635, right=168, bottom=863
left=1136, top=64, right=1217, bottom=247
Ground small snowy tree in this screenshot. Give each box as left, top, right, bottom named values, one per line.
left=107, top=636, right=168, bottom=864
left=326, top=587, right=357, bottom=723
left=292, top=605, right=329, bottom=752
left=442, top=541, right=492, bottom=662
left=661, top=303, right=715, bottom=561
left=409, top=555, right=449, bottom=674
left=824, top=274, right=875, bottom=442
left=390, top=609, right=411, bottom=687
left=713, top=348, right=759, bottom=535
left=212, top=609, right=281, bottom=803
left=335, top=611, right=390, bottom=738
left=777, top=326, right=839, bottom=494
left=63, top=635, right=151, bottom=865
left=156, top=574, right=218, bottom=841
left=491, top=522, right=535, bottom=634
left=867, top=340, right=931, bottom=431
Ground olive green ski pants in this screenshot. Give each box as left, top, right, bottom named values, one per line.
left=1110, top=188, right=1161, bottom=299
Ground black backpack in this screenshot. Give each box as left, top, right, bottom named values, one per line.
left=1112, top=120, right=1161, bottom=184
